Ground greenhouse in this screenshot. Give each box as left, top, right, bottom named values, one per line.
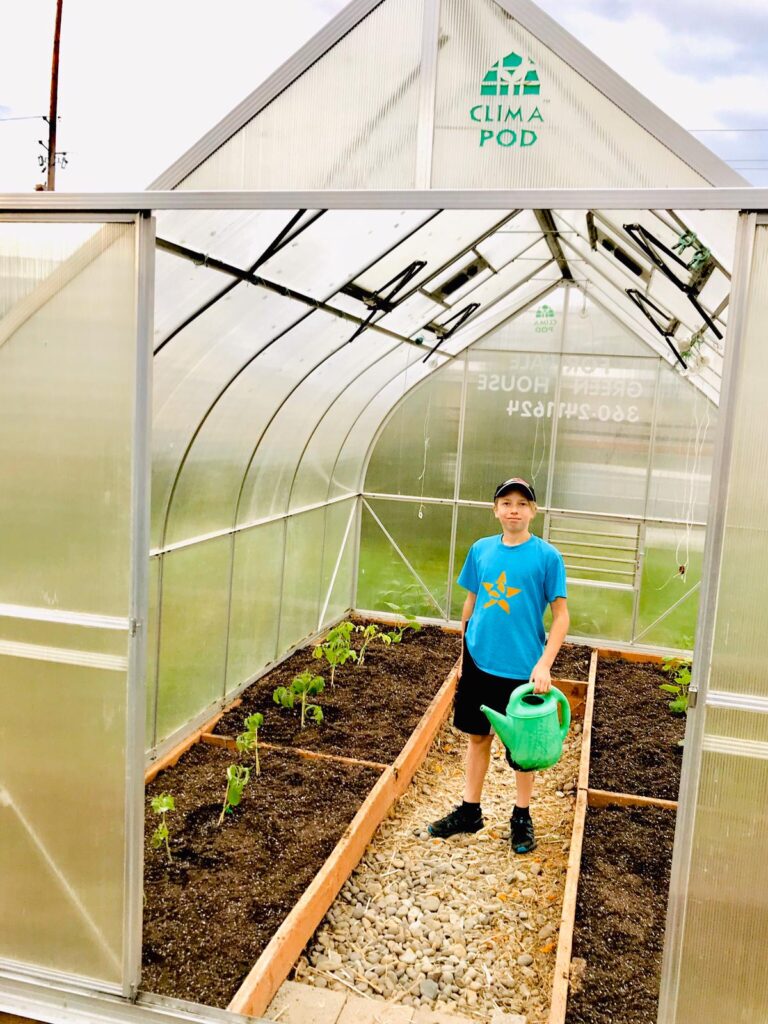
left=1, top=2, right=767, bottom=1024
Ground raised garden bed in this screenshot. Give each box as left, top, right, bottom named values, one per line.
left=550, top=649, right=683, bottom=1024
left=590, top=653, right=686, bottom=801
left=142, top=744, right=381, bottom=1007
left=213, top=624, right=462, bottom=763
left=566, top=804, right=676, bottom=1024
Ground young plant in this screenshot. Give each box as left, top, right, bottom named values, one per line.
left=381, top=603, right=423, bottom=645
left=150, top=793, right=175, bottom=864
left=218, top=764, right=251, bottom=825
left=273, top=670, right=325, bottom=728
left=236, top=712, right=264, bottom=776
left=660, top=657, right=692, bottom=715
left=355, top=622, right=381, bottom=666
left=312, top=620, right=357, bottom=686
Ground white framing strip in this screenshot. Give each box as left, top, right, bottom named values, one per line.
left=701, top=734, right=768, bottom=759
left=414, top=0, right=440, bottom=189
left=0, top=640, right=128, bottom=672
left=0, top=604, right=129, bottom=631
left=706, top=690, right=768, bottom=714
left=1, top=189, right=768, bottom=211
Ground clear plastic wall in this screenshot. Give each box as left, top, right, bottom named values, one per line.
left=0, top=221, right=141, bottom=988
left=362, top=284, right=715, bottom=648
left=667, top=221, right=768, bottom=1022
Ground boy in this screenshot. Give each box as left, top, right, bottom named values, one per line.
left=428, top=478, right=569, bottom=853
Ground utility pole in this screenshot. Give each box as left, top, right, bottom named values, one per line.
left=45, top=0, right=64, bottom=190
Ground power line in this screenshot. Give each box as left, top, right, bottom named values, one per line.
left=0, top=115, right=50, bottom=122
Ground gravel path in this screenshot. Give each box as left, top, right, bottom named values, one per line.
left=294, top=719, right=582, bottom=1023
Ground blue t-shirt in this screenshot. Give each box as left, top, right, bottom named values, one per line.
left=457, top=534, right=567, bottom=679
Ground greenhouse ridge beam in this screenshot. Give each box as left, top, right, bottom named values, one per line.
left=3, top=189, right=768, bottom=211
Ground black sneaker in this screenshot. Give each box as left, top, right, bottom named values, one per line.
left=428, top=804, right=484, bottom=838
left=510, top=813, right=537, bottom=854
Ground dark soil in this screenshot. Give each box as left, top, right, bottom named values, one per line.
left=590, top=658, right=686, bottom=800
left=142, top=743, right=381, bottom=1007
left=552, top=642, right=593, bottom=681
left=567, top=805, right=676, bottom=1024
left=214, top=624, right=461, bottom=763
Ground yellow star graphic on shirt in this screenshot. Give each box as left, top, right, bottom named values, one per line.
left=481, top=570, right=521, bottom=613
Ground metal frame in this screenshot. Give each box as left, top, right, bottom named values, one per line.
left=657, top=212, right=758, bottom=1023
left=122, top=213, right=155, bottom=997
left=1, top=190, right=768, bottom=211
left=0, top=212, right=153, bottom=1013
left=415, top=0, right=440, bottom=189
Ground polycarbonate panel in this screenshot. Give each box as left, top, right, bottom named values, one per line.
left=153, top=251, right=232, bottom=348
left=155, top=537, right=231, bottom=745
left=0, top=658, right=128, bottom=980
left=460, top=348, right=560, bottom=502
left=291, top=345, right=431, bottom=510
left=0, top=222, right=100, bottom=317
left=675, top=727, right=768, bottom=1022
left=551, top=355, right=656, bottom=516
left=319, top=500, right=357, bottom=626
left=432, top=0, right=709, bottom=189
left=277, top=507, right=326, bottom=655
left=566, top=582, right=634, bottom=642
left=332, top=351, right=449, bottom=497
left=355, top=210, right=512, bottom=295
left=635, top=525, right=703, bottom=650
left=156, top=208, right=310, bottom=268
left=145, top=557, right=161, bottom=751
left=226, top=520, right=284, bottom=695
left=448, top=266, right=562, bottom=353
left=563, top=292, right=654, bottom=358
left=238, top=334, right=400, bottom=522
left=475, top=285, right=565, bottom=352
left=165, top=311, right=355, bottom=544
left=700, top=228, right=768, bottom=700
left=151, top=285, right=308, bottom=547
left=548, top=514, right=638, bottom=587
left=180, top=0, right=424, bottom=189
left=357, top=499, right=453, bottom=618
left=0, top=220, right=138, bottom=986
left=450, top=504, right=544, bottom=618
left=366, top=358, right=464, bottom=499
left=647, top=369, right=716, bottom=524
left=256, top=210, right=430, bottom=300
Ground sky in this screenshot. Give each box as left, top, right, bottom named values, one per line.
left=1, top=0, right=767, bottom=192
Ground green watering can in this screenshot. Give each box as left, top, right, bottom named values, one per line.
left=480, top=683, right=571, bottom=771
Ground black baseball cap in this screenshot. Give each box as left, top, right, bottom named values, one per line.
left=493, top=477, right=536, bottom=502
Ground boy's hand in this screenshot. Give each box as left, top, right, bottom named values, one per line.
left=530, top=661, right=552, bottom=694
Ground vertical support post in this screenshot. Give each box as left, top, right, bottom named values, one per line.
left=657, top=212, right=757, bottom=1024
left=544, top=282, right=570, bottom=509
left=445, top=352, right=469, bottom=620
left=351, top=494, right=363, bottom=613
left=45, top=0, right=64, bottom=191
left=415, top=0, right=440, bottom=189
left=123, top=212, right=155, bottom=997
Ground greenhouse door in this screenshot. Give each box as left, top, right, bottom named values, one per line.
left=0, top=215, right=153, bottom=1001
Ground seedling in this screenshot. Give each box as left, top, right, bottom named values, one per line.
left=273, top=670, right=325, bottom=728
left=150, top=793, right=175, bottom=863
left=313, top=620, right=357, bottom=686
left=236, top=712, right=264, bottom=776
left=218, top=764, right=251, bottom=825
left=381, top=603, right=422, bottom=645
left=660, top=657, right=692, bottom=715
left=355, top=622, right=381, bottom=665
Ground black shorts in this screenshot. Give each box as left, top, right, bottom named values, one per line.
left=453, top=639, right=529, bottom=736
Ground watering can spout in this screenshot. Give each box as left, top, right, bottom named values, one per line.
left=479, top=704, right=518, bottom=752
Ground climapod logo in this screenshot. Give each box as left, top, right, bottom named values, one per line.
left=470, top=51, right=544, bottom=149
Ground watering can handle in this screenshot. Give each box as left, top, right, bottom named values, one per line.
left=508, top=682, right=571, bottom=740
